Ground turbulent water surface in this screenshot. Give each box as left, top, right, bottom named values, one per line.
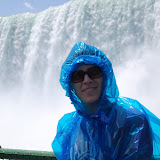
left=0, top=0, right=160, bottom=151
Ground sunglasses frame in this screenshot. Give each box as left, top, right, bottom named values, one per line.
left=71, top=66, right=103, bottom=83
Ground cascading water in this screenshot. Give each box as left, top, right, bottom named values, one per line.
left=0, top=0, right=160, bottom=151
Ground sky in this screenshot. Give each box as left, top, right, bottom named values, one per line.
left=0, top=0, right=71, bottom=17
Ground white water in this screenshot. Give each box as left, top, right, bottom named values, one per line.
left=0, top=0, right=160, bottom=151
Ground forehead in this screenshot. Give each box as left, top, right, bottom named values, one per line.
left=77, top=64, right=96, bottom=71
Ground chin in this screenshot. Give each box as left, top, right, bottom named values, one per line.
left=83, top=97, right=99, bottom=104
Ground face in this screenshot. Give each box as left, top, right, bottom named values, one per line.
left=71, top=65, right=103, bottom=106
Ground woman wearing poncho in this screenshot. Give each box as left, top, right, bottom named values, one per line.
left=52, top=42, right=160, bottom=160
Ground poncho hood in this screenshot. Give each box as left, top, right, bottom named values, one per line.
left=60, top=42, right=119, bottom=113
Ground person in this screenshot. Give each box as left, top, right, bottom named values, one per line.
left=52, top=42, right=160, bottom=160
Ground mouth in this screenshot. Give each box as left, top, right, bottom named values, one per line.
left=82, top=87, right=96, bottom=92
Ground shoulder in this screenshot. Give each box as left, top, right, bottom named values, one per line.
left=56, top=111, right=77, bottom=132
left=59, top=111, right=77, bottom=124
left=115, top=97, right=149, bottom=127
left=116, top=97, right=146, bottom=116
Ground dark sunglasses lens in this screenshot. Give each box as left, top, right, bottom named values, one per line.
left=71, top=70, right=85, bottom=83
left=88, top=67, right=102, bottom=79
left=71, top=66, right=103, bottom=83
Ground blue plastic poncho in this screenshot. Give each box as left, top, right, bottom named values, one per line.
left=52, top=42, right=160, bottom=160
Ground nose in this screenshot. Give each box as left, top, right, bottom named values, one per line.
left=83, top=74, right=92, bottom=84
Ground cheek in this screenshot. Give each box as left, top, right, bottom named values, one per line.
left=97, top=78, right=103, bottom=97
left=72, top=83, right=81, bottom=96
left=98, top=78, right=103, bottom=89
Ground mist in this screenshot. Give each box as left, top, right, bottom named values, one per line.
left=0, top=0, right=160, bottom=151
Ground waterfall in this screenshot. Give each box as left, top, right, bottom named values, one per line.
left=0, top=0, right=160, bottom=151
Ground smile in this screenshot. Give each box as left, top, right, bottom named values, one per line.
left=82, top=87, right=96, bottom=92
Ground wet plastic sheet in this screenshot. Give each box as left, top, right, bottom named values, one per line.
left=52, top=42, right=160, bottom=159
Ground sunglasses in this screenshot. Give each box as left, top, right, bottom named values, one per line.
left=71, top=66, right=103, bottom=83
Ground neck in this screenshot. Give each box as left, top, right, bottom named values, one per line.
left=82, top=102, right=99, bottom=114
